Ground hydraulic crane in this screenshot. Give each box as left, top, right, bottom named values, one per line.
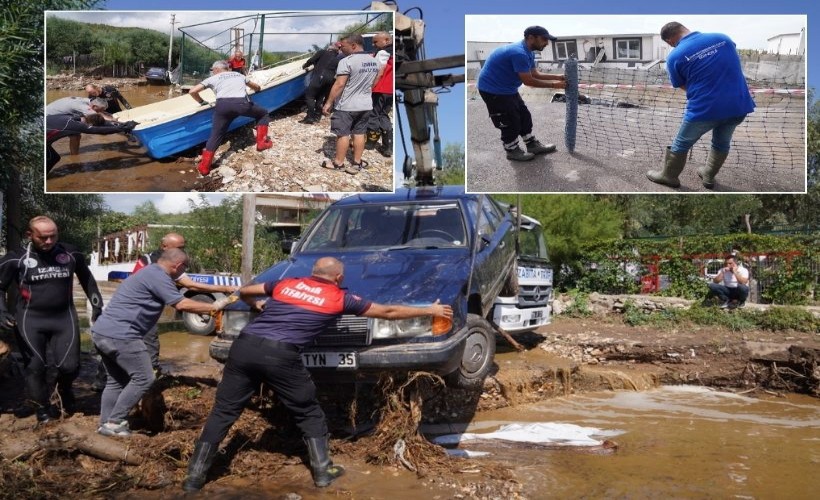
left=369, top=1, right=464, bottom=186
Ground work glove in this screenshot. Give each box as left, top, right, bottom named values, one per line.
left=118, top=120, right=138, bottom=132
left=0, top=311, right=15, bottom=332
left=91, top=306, right=103, bottom=322
left=199, top=100, right=210, bottom=106
left=211, top=295, right=238, bottom=311
left=302, top=63, right=310, bottom=70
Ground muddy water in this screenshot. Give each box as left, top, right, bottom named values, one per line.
left=155, top=330, right=820, bottom=498
left=46, top=87, right=207, bottom=192
left=469, top=387, right=820, bottom=499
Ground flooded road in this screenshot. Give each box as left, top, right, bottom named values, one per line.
left=467, top=387, right=820, bottom=499
left=46, top=86, right=208, bottom=192
left=154, top=329, right=820, bottom=498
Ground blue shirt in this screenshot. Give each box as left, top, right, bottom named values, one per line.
left=92, top=264, right=184, bottom=341
left=242, top=276, right=371, bottom=346
left=477, top=40, right=535, bottom=95
left=666, top=32, right=755, bottom=122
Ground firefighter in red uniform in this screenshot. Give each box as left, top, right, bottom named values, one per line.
left=183, top=256, right=453, bottom=492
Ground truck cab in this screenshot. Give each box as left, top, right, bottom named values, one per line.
left=492, top=214, right=553, bottom=333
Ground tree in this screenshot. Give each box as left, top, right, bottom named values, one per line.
left=1, top=0, right=101, bottom=252
left=495, top=194, right=624, bottom=285
left=436, top=143, right=465, bottom=186
left=132, top=201, right=162, bottom=224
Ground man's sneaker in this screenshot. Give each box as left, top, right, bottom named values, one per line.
left=718, top=301, right=729, bottom=309
left=97, top=420, right=131, bottom=437
left=525, top=140, right=557, bottom=155
left=737, top=301, right=746, bottom=308
left=506, top=147, right=535, bottom=162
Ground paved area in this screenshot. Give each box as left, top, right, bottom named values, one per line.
left=466, top=96, right=805, bottom=194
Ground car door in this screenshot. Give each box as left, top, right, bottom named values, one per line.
left=468, top=195, right=517, bottom=315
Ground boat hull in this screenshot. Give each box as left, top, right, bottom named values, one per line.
left=131, top=73, right=307, bottom=159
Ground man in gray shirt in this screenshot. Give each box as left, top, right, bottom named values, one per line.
left=321, top=34, right=379, bottom=175
left=46, top=97, right=111, bottom=118
left=91, top=248, right=230, bottom=437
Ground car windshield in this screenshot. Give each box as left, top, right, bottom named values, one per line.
left=300, top=203, right=468, bottom=251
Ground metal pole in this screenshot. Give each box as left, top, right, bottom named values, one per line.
left=241, top=194, right=256, bottom=284
left=167, top=14, right=175, bottom=75
left=564, top=57, right=578, bottom=153
left=257, top=14, right=265, bottom=66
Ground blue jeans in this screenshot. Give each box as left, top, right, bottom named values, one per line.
left=707, top=282, right=749, bottom=304
left=671, top=115, right=746, bottom=153
left=94, top=335, right=156, bottom=425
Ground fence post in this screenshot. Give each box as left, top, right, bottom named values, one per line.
left=564, top=57, right=578, bottom=153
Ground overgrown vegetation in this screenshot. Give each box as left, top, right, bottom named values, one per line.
left=619, top=301, right=819, bottom=333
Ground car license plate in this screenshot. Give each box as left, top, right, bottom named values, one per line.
left=518, top=266, right=552, bottom=281
left=531, top=310, right=543, bottom=319
left=302, top=352, right=357, bottom=369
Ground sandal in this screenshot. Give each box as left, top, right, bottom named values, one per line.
left=345, top=160, right=369, bottom=175
left=321, top=160, right=345, bottom=171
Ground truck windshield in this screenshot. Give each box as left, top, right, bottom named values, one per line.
left=519, top=223, right=548, bottom=261
left=300, top=203, right=468, bottom=251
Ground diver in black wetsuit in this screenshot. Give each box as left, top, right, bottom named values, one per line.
left=300, top=44, right=342, bottom=124
left=0, top=216, right=104, bottom=422
left=85, top=83, right=132, bottom=114
left=46, top=113, right=136, bottom=172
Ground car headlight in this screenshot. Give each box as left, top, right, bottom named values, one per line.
left=371, top=310, right=453, bottom=339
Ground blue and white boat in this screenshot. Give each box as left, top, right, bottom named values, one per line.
left=115, top=57, right=309, bottom=159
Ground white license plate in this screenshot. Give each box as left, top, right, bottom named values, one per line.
left=518, top=266, right=552, bottom=281
left=531, top=310, right=543, bottom=319
left=302, top=352, right=358, bottom=369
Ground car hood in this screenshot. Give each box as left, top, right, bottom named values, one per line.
left=227, top=250, right=472, bottom=310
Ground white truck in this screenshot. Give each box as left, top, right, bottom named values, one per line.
left=492, top=214, right=553, bottom=333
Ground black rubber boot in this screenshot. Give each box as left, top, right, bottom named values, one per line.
left=182, top=441, right=218, bottom=492
left=379, top=129, right=393, bottom=157
left=305, top=435, right=345, bottom=487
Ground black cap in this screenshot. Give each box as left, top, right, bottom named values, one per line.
left=524, top=26, right=558, bottom=41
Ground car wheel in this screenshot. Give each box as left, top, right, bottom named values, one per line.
left=446, top=314, right=496, bottom=390
left=183, top=294, right=216, bottom=336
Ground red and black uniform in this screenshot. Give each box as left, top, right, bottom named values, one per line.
left=0, top=242, right=103, bottom=412
left=368, top=45, right=394, bottom=155
left=198, top=276, right=370, bottom=444
left=228, top=55, right=246, bottom=74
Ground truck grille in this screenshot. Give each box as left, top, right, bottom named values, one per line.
left=518, top=285, right=552, bottom=307
left=312, top=315, right=370, bottom=346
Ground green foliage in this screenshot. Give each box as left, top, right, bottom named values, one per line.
left=576, top=259, right=640, bottom=295
left=563, top=290, right=592, bottom=318
left=494, top=194, right=624, bottom=290
left=436, top=143, right=465, bottom=186
left=756, top=307, right=820, bottom=333
left=657, top=258, right=704, bottom=300
left=621, top=299, right=649, bottom=326
left=759, top=261, right=815, bottom=305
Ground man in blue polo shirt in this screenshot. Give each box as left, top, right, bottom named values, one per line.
left=477, top=26, right=566, bottom=162
left=647, top=22, right=756, bottom=189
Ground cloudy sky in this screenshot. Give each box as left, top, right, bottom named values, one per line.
left=103, top=193, right=233, bottom=213
left=48, top=10, right=386, bottom=53
left=466, top=15, right=806, bottom=51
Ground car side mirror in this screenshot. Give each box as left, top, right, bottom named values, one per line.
left=478, top=233, right=491, bottom=251
left=281, top=239, right=296, bottom=254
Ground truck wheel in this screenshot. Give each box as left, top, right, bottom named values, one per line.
left=446, top=314, right=496, bottom=390
left=183, top=294, right=216, bottom=336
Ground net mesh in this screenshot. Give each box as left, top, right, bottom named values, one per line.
left=562, top=63, right=805, bottom=175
